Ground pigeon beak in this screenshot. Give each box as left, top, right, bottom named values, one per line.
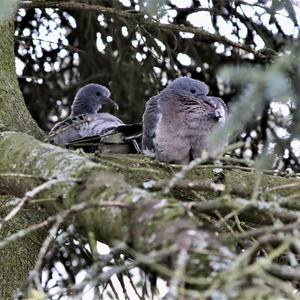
left=105, top=97, right=119, bottom=110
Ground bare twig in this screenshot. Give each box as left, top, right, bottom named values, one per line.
left=30, top=218, right=63, bottom=292
left=19, top=1, right=276, bottom=59
left=0, top=201, right=129, bottom=250
left=163, top=154, right=210, bottom=194
left=167, top=248, right=189, bottom=300
left=16, top=36, right=85, bottom=53
left=143, top=179, right=225, bottom=193
left=0, top=173, right=44, bottom=180
left=226, top=220, right=300, bottom=241
left=265, top=182, right=300, bottom=193
left=0, top=179, right=75, bottom=230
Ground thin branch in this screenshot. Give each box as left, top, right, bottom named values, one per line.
left=0, top=172, right=45, bottom=196
left=265, top=182, right=300, bottom=193
left=0, top=173, right=44, bottom=180
left=31, top=218, right=63, bottom=293
left=0, top=179, right=75, bottom=230
left=0, top=201, right=129, bottom=250
left=16, top=36, right=85, bottom=53
left=19, top=1, right=276, bottom=59
left=227, top=219, right=300, bottom=241
left=163, top=155, right=210, bottom=194
left=167, top=247, right=190, bottom=300
left=143, top=179, right=225, bottom=193
left=163, top=142, right=250, bottom=194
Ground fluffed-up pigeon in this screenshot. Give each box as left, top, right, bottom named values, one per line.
left=142, top=77, right=227, bottom=164
left=49, top=83, right=141, bottom=153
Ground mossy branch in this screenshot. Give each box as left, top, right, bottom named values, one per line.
left=1, top=131, right=300, bottom=291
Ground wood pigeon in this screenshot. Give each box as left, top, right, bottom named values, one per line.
left=49, top=83, right=141, bottom=153
left=142, top=77, right=227, bottom=164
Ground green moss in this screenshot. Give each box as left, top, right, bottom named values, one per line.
left=0, top=20, right=44, bottom=139
left=0, top=196, right=49, bottom=299
left=1, top=131, right=300, bottom=297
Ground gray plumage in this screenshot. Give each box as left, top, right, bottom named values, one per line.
left=142, top=77, right=227, bottom=164
left=49, top=84, right=140, bottom=153
left=49, top=113, right=124, bottom=145
left=70, top=84, right=118, bottom=117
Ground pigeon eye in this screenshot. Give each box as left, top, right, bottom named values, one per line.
left=190, top=89, right=196, bottom=94
left=96, top=91, right=101, bottom=96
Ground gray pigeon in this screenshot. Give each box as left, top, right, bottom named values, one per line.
left=142, top=77, right=227, bottom=164
left=49, top=83, right=140, bottom=153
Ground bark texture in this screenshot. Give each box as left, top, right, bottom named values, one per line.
left=0, top=19, right=44, bottom=139
left=0, top=196, right=49, bottom=299
left=0, top=19, right=46, bottom=298
left=1, top=131, right=300, bottom=295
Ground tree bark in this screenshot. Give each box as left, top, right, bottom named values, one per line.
left=0, top=19, right=46, bottom=298
left=0, top=19, right=44, bottom=139
left=0, top=196, right=50, bottom=299
left=0, top=131, right=300, bottom=294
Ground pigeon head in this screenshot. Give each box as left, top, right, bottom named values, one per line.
left=71, top=83, right=119, bottom=116
left=167, top=76, right=209, bottom=98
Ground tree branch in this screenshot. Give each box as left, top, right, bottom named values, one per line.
left=1, top=130, right=300, bottom=296
left=19, top=1, right=276, bottom=59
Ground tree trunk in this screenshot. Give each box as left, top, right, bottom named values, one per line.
left=0, top=19, right=46, bottom=298
left=0, top=19, right=44, bottom=139
left=0, top=196, right=50, bottom=299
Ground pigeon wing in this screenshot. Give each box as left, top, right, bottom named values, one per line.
left=80, top=113, right=123, bottom=137
left=49, top=113, right=123, bottom=145
left=48, top=115, right=89, bottom=145
left=142, top=95, right=160, bottom=158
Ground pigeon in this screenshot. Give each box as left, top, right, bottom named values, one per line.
left=49, top=83, right=141, bottom=153
left=142, top=77, right=227, bottom=164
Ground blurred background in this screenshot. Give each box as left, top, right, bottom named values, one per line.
left=15, top=0, right=300, bottom=170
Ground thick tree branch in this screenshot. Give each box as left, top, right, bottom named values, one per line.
left=1, top=131, right=300, bottom=259
left=0, top=130, right=299, bottom=298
